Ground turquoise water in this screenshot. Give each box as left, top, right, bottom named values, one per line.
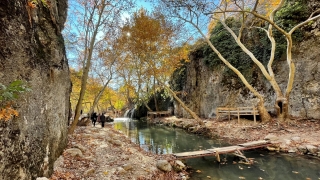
left=114, top=120, right=320, bottom=180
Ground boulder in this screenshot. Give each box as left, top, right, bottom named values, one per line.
left=123, top=164, right=133, bottom=171
left=156, top=160, right=172, bottom=172
left=65, top=148, right=83, bottom=157
left=291, top=137, right=301, bottom=142
left=297, top=145, right=308, bottom=154
left=73, top=144, right=87, bottom=153
left=53, top=156, right=64, bottom=171
left=117, top=167, right=126, bottom=174
left=84, top=168, right=95, bottom=176
left=36, top=178, right=49, bottom=180
left=264, top=134, right=279, bottom=141
left=306, top=145, right=318, bottom=154
left=288, top=148, right=297, bottom=153
left=173, top=160, right=186, bottom=172
left=112, top=140, right=123, bottom=146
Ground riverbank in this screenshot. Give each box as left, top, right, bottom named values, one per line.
left=48, top=116, right=320, bottom=180
left=151, top=116, right=320, bottom=157
left=49, top=123, right=188, bottom=180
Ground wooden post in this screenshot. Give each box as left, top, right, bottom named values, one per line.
left=228, top=110, right=230, bottom=121
left=216, top=108, right=219, bottom=120
left=253, top=107, right=256, bottom=124
left=237, top=107, right=240, bottom=123
left=216, top=152, right=220, bottom=162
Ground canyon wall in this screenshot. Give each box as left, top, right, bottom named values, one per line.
left=0, top=0, right=70, bottom=179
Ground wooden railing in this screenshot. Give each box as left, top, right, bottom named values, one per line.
left=216, top=107, right=259, bottom=123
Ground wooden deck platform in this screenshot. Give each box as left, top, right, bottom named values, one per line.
left=173, top=140, right=270, bottom=161
left=216, top=107, right=259, bottom=124
left=147, top=111, right=171, bottom=119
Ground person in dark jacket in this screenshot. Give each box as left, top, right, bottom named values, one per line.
left=91, top=112, right=97, bottom=127
left=100, top=113, right=106, bottom=127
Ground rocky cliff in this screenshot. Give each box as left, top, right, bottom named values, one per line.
left=175, top=18, right=320, bottom=120
left=0, top=0, right=70, bottom=179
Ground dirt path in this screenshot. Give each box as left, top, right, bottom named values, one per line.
left=50, top=123, right=187, bottom=180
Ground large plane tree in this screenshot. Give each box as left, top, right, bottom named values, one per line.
left=155, top=0, right=320, bottom=122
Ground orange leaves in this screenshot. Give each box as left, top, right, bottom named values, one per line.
left=0, top=103, right=19, bottom=121
left=0, top=80, right=30, bottom=121
left=27, top=1, right=37, bottom=9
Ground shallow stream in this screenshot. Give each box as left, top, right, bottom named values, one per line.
left=114, top=120, right=320, bottom=180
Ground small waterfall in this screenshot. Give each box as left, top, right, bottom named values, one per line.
left=124, top=108, right=135, bottom=119
left=130, top=109, right=135, bottom=119
left=114, top=108, right=134, bottom=121
left=124, top=109, right=131, bottom=117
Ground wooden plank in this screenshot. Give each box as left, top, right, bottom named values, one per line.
left=217, top=111, right=259, bottom=114
left=238, top=140, right=268, bottom=147
left=237, top=107, right=240, bottom=123
left=174, top=150, right=213, bottom=157
left=253, top=106, right=256, bottom=124
left=207, top=146, right=242, bottom=153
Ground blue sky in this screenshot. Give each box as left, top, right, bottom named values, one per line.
left=136, top=0, right=153, bottom=11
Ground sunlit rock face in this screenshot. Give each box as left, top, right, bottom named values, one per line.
left=175, top=10, right=320, bottom=119
left=0, top=0, right=70, bottom=179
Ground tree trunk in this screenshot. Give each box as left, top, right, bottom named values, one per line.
left=89, top=80, right=111, bottom=114
left=257, top=99, right=271, bottom=123
left=68, top=64, right=90, bottom=134
left=275, top=97, right=289, bottom=121
left=143, top=101, right=153, bottom=112
left=153, top=77, right=159, bottom=111
left=68, top=1, right=106, bottom=134
left=163, top=84, right=204, bottom=125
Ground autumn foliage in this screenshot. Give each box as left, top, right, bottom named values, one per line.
left=0, top=103, right=19, bottom=121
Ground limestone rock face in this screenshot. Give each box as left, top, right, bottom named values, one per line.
left=0, top=0, right=70, bottom=179
left=175, top=23, right=320, bottom=120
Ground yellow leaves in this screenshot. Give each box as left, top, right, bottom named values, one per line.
left=0, top=103, right=19, bottom=121
left=208, top=0, right=282, bottom=32
left=258, top=0, right=281, bottom=17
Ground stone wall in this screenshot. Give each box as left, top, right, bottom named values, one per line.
left=176, top=26, right=320, bottom=120
left=0, top=0, right=70, bottom=179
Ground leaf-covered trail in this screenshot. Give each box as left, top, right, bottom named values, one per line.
left=50, top=123, right=181, bottom=180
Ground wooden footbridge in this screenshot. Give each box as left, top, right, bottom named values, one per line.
left=173, top=140, right=271, bottom=162
left=147, top=111, right=171, bottom=119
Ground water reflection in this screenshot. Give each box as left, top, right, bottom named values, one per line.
left=114, top=120, right=320, bottom=180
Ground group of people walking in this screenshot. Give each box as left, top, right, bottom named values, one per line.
left=90, top=112, right=110, bottom=127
